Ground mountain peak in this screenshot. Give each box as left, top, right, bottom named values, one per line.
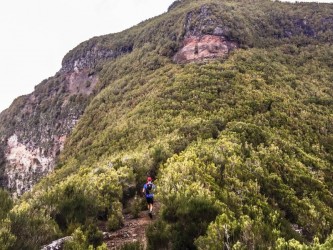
left=1, top=1, right=333, bottom=249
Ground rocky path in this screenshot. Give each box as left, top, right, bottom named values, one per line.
left=102, top=202, right=160, bottom=250
left=42, top=202, right=160, bottom=250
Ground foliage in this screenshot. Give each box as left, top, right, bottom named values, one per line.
left=107, top=212, right=123, bottom=231
left=0, top=219, right=16, bottom=250
left=0, top=189, right=13, bottom=220
left=154, top=132, right=333, bottom=249
left=8, top=43, right=333, bottom=248
left=9, top=202, right=61, bottom=250
left=1, top=0, right=333, bottom=249
left=2, top=165, right=134, bottom=248
left=146, top=220, right=171, bottom=250
left=129, top=195, right=145, bottom=219
left=121, top=241, right=144, bottom=250
left=64, top=228, right=88, bottom=250
left=16, top=43, right=333, bottom=249
left=84, top=224, right=104, bottom=248
left=62, top=0, right=333, bottom=67
left=275, top=233, right=333, bottom=250
left=64, top=226, right=106, bottom=250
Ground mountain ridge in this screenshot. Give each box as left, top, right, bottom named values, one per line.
left=0, top=0, right=333, bottom=249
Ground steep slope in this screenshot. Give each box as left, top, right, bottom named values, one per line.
left=0, top=43, right=112, bottom=196
left=0, top=0, right=333, bottom=249
left=1, top=0, right=333, bottom=196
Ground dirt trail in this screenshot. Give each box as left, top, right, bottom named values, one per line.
left=102, top=202, right=160, bottom=250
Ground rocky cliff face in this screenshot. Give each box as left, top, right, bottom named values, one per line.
left=173, top=34, right=237, bottom=63
left=0, top=33, right=137, bottom=196
left=0, top=40, right=128, bottom=196
left=0, top=76, right=88, bottom=196
left=61, top=42, right=132, bottom=74
left=173, top=5, right=238, bottom=63
left=5, top=134, right=54, bottom=196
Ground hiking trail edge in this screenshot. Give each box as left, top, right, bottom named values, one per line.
left=101, top=201, right=160, bottom=249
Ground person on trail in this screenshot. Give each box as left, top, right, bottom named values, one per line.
left=142, top=176, right=156, bottom=218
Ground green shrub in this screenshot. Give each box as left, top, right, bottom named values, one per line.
left=0, top=189, right=13, bottom=220
left=84, top=224, right=104, bottom=248
left=121, top=241, right=144, bottom=250
left=129, top=196, right=144, bottom=219
left=107, top=214, right=123, bottom=231
left=0, top=219, right=16, bottom=250
left=64, top=228, right=88, bottom=250
left=9, top=205, right=60, bottom=250
left=146, top=220, right=170, bottom=250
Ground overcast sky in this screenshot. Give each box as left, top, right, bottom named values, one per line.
left=0, top=0, right=332, bottom=113
left=0, top=0, right=175, bottom=112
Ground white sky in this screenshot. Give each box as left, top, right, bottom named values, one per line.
left=0, top=0, right=332, bottom=113
left=0, top=0, right=175, bottom=112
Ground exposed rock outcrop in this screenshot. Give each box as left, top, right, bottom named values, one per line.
left=41, top=236, right=72, bottom=250
left=61, top=42, right=133, bottom=73
left=173, top=35, right=237, bottom=63
left=0, top=44, right=111, bottom=196
left=0, top=23, right=137, bottom=196
left=61, top=46, right=115, bottom=73
left=5, top=134, right=53, bottom=196
left=174, top=4, right=238, bottom=63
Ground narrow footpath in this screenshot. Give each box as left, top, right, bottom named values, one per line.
left=102, top=202, right=160, bottom=250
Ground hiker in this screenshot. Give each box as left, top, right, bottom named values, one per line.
left=142, top=176, right=156, bottom=218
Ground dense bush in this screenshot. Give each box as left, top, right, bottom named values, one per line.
left=7, top=43, right=333, bottom=248
left=121, top=241, right=144, bottom=250
left=9, top=204, right=60, bottom=250
left=2, top=0, right=333, bottom=249
left=0, top=189, right=13, bottom=220
left=63, top=227, right=108, bottom=250
left=2, top=165, right=134, bottom=248
left=0, top=219, right=16, bottom=250
left=153, top=131, right=333, bottom=249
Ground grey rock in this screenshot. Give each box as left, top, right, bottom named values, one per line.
left=41, top=236, right=72, bottom=250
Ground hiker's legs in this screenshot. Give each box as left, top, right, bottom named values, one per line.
left=146, top=197, right=154, bottom=212
left=149, top=197, right=154, bottom=212
left=146, top=197, right=150, bottom=210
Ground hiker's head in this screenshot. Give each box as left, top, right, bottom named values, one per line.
left=147, top=177, right=152, bottom=182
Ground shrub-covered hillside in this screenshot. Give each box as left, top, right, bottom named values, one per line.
left=1, top=0, right=333, bottom=249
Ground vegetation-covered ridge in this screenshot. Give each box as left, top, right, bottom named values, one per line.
left=62, top=0, right=333, bottom=66
left=0, top=0, right=333, bottom=249
left=1, top=0, right=333, bottom=193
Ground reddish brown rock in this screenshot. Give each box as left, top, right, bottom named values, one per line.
left=173, top=35, right=237, bottom=63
